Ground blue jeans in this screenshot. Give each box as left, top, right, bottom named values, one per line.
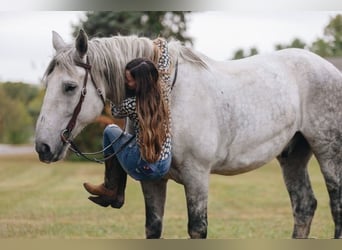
left=103, top=124, right=171, bottom=181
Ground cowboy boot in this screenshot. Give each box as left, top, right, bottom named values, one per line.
left=83, top=156, right=127, bottom=208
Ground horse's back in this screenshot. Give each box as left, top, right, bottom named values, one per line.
left=219, top=48, right=342, bottom=128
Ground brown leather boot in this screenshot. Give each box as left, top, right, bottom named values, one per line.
left=83, top=183, right=115, bottom=196
left=83, top=156, right=127, bottom=208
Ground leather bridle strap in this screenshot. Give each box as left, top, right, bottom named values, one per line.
left=75, top=59, right=106, bottom=106
left=61, top=57, right=105, bottom=143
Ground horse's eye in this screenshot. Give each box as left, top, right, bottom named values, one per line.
left=63, top=82, right=77, bottom=93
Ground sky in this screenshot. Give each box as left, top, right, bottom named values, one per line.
left=0, top=11, right=341, bottom=84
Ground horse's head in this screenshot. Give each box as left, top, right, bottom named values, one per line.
left=35, top=30, right=105, bottom=163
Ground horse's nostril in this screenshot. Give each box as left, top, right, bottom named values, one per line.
left=35, top=142, right=53, bottom=163
left=36, top=143, right=51, bottom=154
left=41, top=143, right=51, bottom=154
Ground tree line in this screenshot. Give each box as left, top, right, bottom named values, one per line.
left=0, top=82, right=42, bottom=144
left=232, top=14, right=342, bottom=59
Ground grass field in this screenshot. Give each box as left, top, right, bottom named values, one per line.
left=0, top=153, right=334, bottom=239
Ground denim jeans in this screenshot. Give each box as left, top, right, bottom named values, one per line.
left=103, top=124, right=171, bottom=181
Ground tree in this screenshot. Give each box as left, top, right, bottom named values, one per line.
left=0, top=87, right=33, bottom=144
left=232, top=49, right=245, bottom=60
left=232, top=47, right=259, bottom=60
left=310, top=14, right=342, bottom=57
left=72, top=11, right=193, bottom=45
left=323, top=14, right=342, bottom=56
left=310, top=38, right=333, bottom=57
left=275, top=38, right=306, bottom=51
left=1, top=82, right=39, bottom=106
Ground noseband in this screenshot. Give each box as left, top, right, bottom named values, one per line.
left=60, top=57, right=105, bottom=150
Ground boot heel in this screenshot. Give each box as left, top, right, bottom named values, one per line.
left=110, top=200, right=124, bottom=208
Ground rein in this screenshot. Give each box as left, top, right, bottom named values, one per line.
left=60, top=56, right=179, bottom=164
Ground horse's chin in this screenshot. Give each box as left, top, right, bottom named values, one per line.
left=40, top=157, right=58, bottom=164
left=39, top=154, right=64, bottom=164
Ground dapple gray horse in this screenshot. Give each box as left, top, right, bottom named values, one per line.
left=35, top=30, right=342, bottom=238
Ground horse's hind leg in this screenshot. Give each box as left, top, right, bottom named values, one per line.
left=309, top=130, right=342, bottom=239
left=277, top=132, right=317, bottom=238
left=141, top=179, right=168, bottom=239
left=316, top=156, right=342, bottom=238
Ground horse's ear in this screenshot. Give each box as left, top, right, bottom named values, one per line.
left=75, top=29, right=88, bottom=59
left=52, top=31, right=66, bottom=51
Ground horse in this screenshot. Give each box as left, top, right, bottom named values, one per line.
left=35, top=30, right=342, bottom=239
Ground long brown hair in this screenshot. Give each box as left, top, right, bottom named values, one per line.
left=125, top=58, right=170, bottom=162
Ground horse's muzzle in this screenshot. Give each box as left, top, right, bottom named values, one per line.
left=35, top=142, right=56, bottom=163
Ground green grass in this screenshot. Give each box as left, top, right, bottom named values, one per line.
left=0, top=153, right=334, bottom=239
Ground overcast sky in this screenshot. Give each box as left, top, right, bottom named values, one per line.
left=0, top=11, right=340, bottom=84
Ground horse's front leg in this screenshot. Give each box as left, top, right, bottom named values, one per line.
left=183, top=171, right=209, bottom=239
left=140, top=179, right=168, bottom=239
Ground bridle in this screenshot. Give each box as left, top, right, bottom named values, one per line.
left=60, top=57, right=105, bottom=143
left=60, top=56, right=178, bottom=163
left=60, top=57, right=110, bottom=163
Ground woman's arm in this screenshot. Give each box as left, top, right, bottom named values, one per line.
left=111, top=97, right=136, bottom=119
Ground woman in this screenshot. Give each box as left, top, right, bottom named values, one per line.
left=83, top=39, right=172, bottom=208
